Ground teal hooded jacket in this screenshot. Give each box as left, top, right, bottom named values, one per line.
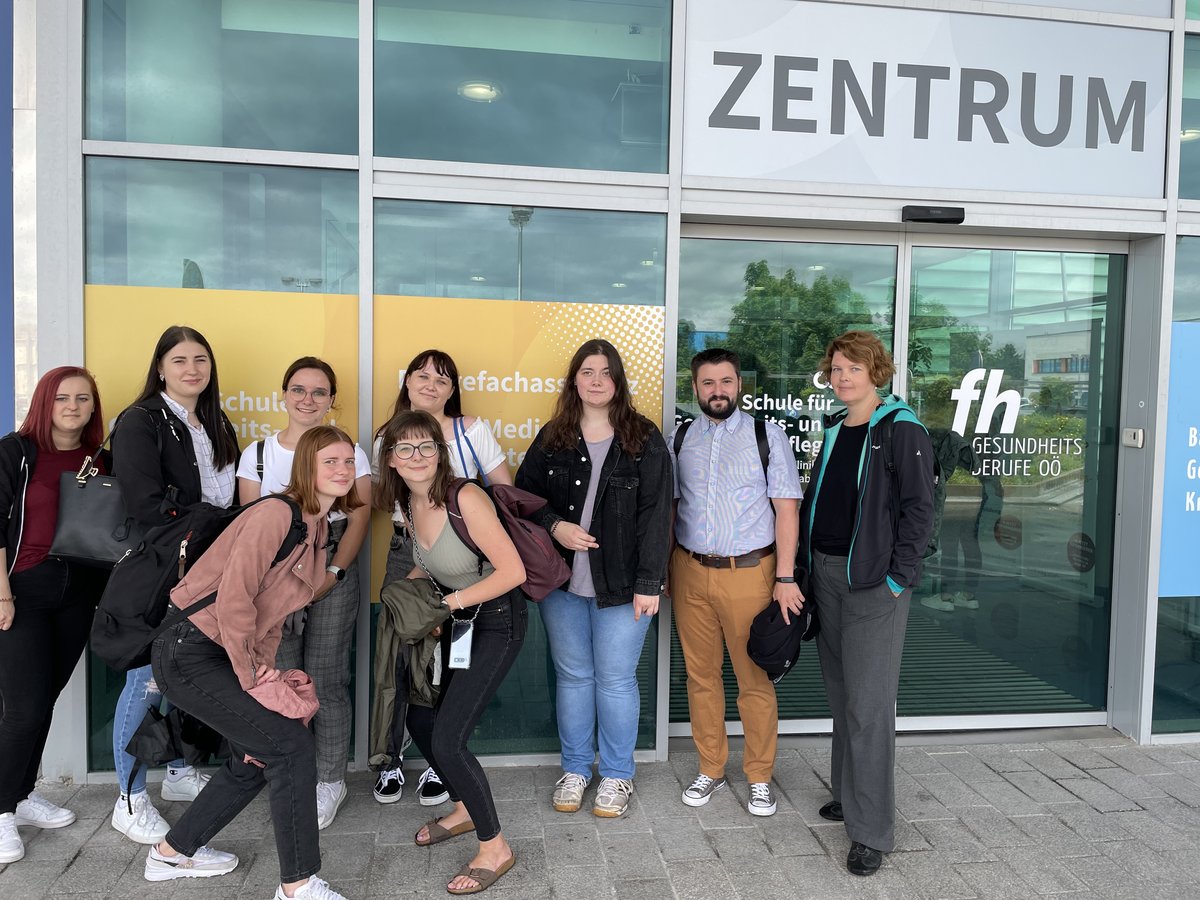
left=797, top=395, right=936, bottom=593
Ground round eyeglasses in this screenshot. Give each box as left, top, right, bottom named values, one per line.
left=390, top=441, right=439, bottom=460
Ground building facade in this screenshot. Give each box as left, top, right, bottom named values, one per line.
left=14, top=0, right=1200, bottom=781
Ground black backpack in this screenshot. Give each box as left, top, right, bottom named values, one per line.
left=91, top=495, right=307, bottom=671
left=874, top=412, right=941, bottom=558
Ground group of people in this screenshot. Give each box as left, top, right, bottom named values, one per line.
left=0, top=324, right=934, bottom=896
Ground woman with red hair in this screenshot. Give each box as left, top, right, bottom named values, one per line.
left=0, top=366, right=110, bottom=864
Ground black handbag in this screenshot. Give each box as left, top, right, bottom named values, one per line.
left=49, top=452, right=142, bottom=568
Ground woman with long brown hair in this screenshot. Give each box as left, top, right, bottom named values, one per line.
left=515, top=339, right=672, bottom=818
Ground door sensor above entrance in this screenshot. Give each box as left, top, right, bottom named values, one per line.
left=902, top=205, right=965, bottom=224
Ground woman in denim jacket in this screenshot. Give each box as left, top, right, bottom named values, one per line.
left=515, top=339, right=672, bottom=819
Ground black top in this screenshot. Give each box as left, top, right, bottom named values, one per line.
left=811, top=422, right=868, bottom=556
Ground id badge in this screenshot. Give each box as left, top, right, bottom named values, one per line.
left=448, top=619, right=474, bottom=669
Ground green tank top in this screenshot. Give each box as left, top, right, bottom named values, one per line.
left=416, top=515, right=495, bottom=591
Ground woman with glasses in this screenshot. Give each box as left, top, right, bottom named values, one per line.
left=236, top=357, right=372, bottom=830
left=371, top=349, right=510, bottom=808
left=375, top=410, right=525, bottom=895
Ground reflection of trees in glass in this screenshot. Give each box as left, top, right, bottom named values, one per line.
left=1038, top=377, right=1074, bottom=413
left=718, top=260, right=878, bottom=398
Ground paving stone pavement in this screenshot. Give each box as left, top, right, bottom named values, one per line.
left=5, top=734, right=1200, bottom=899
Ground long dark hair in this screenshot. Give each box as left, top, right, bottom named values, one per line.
left=542, top=339, right=648, bottom=455
left=372, top=410, right=455, bottom=514
left=133, top=325, right=238, bottom=468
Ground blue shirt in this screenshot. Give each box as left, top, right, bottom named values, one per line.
left=669, top=409, right=803, bottom=557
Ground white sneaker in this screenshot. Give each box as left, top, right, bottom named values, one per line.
left=0, top=812, right=24, bottom=864
left=315, top=781, right=347, bottom=831
left=112, top=792, right=169, bottom=844
left=161, top=768, right=210, bottom=801
left=275, top=875, right=348, bottom=899
left=592, top=777, right=633, bottom=818
left=552, top=772, right=591, bottom=813
left=143, top=843, right=238, bottom=881
left=14, top=791, right=76, bottom=828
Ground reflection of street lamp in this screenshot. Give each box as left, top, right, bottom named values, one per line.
left=281, top=275, right=324, bottom=292
left=509, top=207, right=534, bottom=301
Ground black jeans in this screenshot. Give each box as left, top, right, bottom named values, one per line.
left=151, top=618, right=321, bottom=882
left=0, top=558, right=103, bottom=814
left=414, top=590, right=526, bottom=841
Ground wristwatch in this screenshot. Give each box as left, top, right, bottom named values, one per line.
left=775, top=576, right=796, bottom=584
left=326, top=565, right=345, bottom=582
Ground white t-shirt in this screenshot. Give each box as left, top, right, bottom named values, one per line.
left=237, top=433, right=372, bottom=521
left=370, top=417, right=507, bottom=522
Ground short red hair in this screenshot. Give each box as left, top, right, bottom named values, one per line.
left=19, top=366, right=105, bottom=453
left=819, top=330, right=895, bottom=388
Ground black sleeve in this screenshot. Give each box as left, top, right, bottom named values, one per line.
left=0, top=435, right=24, bottom=551
left=632, top=427, right=673, bottom=596
left=110, top=407, right=178, bottom=528
left=888, top=422, right=937, bottom=589
left=514, top=429, right=562, bottom=533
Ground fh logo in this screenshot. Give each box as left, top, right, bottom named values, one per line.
left=950, top=369, right=1020, bottom=436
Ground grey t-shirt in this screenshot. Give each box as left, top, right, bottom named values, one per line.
left=568, top=436, right=614, bottom=598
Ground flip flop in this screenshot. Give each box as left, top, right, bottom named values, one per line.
left=445, top=853, right=517, bottom=895
left=415, top=817, right=476, bottom=847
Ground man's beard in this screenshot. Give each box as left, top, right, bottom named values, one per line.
left=699, top=394, right=736, bottom=420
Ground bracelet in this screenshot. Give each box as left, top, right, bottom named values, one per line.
left=453, top=590, right=463, bottom=610
left=775, top=577, right=796, bottom=584
left=549, top=520, right=561, bottom=537
left=0, top=597, right=14, bottom=603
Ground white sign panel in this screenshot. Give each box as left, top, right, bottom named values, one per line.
left=683, top=1, right=1168, bottom=198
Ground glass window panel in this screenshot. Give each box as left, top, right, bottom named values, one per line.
left=1181, top=38, right=1200, bottom=199
left=86, top=157, right=358, bottom=293
left=374, top=0, right=670, bottom=173
left=374, top=200, right=665, bottom=305
left=673, top=238, right=897, bottom=722
left=907, top=247, right=1124, bottom=716
left=85, top=0, right=357, bottom=154
left=1155, top=237, right=1200, bottom=733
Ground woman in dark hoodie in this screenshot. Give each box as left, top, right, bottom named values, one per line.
left=799, top=330, right=935, bottom=877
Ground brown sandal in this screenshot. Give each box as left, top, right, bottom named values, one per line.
left=445, top=854, right=517, bottom=895
left=415, top=817, right=476, bottom=847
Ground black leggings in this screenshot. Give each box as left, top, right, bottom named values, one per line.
left=0, top=559, right=103, bottom=814
left=409, top=591, right=526, bottom=841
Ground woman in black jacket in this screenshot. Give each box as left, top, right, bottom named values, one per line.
left=0, top=367, right=109, bottom=864
left=515, top=339, right=672, bottom=819
left=798, top=330, right=935, bottom=877
left=107, top=325, right=240, bottom=846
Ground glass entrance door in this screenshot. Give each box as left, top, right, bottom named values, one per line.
left=672, top=232, right=1126, bottom=731
left=904, top=247, right=1125, bottom=718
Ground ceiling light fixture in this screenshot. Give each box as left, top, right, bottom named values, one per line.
left=470, top=275, right=486, bottom=282
left=807, top=265, right=826, bottom=272
left=640, top=259, right=655, bottom=266
left=458, top=81, right=502, bottom=103
left=1183, top=128, right=1200, bottom=143
left=611, top=282, right=627, bottom=288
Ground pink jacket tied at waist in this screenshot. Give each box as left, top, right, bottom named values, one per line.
left=243, top=669, right=319, bottom=767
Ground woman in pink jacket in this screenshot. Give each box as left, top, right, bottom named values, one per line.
left=142, top=426, right=360, bottom=900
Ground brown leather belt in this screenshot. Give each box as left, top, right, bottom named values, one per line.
left=686, top=544, right=775, bottom=570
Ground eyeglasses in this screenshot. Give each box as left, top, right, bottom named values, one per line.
left=390, top=441, right=439, bottom=460
left=287, top=385, right=331, bottom=401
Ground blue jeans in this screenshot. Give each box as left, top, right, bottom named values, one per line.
left=538, top=589, right=652, bottom=781
left=113, top=665, right=183, bottom=795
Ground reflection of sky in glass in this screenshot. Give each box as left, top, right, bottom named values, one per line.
left=374, top=0, right=669, bottom=173
left=85, top=0, right=357, bottom=154
left=374, top=200, right=665, bottom=306
left=1174, top=238, right=1200, bottom=323
left=679, top=240, right=897, bottom=332
left=85, top=158, right=358, bottom=293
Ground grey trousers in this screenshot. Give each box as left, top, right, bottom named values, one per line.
left=276, top=518, right=361, bottom=784
left=812, top=549, right=911, bottom=853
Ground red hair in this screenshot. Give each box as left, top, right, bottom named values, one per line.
left=19, top=366, right=106, bottom=453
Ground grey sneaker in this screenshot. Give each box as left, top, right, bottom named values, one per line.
left=747, top=782, right=777, bottom=816
left=681, top=774, right=726, bottom=807
left=592, top=778, right=633, bottom=818
left=552, top=772, right=591, bottom=813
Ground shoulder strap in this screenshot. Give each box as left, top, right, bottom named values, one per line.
left=458, top=418, right=488, bottom=487
left=672, top=419, right=693, bottom=458
left=256, top=440, right=265, bottom=481
left=753, top=418, right=770, bottom=480
left=444, top=478, right=485, bottom=575
left=876, top=414, right=896, bottom=474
